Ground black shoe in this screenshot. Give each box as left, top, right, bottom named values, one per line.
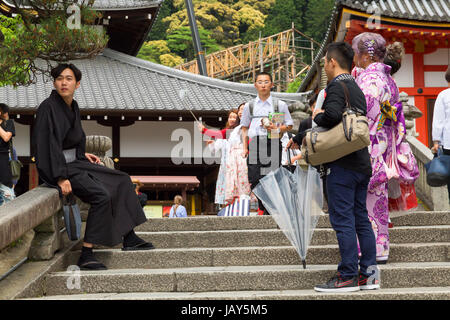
left=314, top=273, right=360, bottom=293
left=77, top=252, right=107, bottom=271
left=122, top=230, right=155, bottom=251
left=358, top=272, right=380, bottom=290
left=122, top=241, right=155, bottom=251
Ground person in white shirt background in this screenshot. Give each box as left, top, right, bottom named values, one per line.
left=240, top=72, right=294, bottom=214
left=431, top=66, right=450, bottom=201
left=169, top=195, right=188, bottom=218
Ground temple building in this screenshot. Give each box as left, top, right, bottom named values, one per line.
left=299, top=0, right=450, bottom=147
left=0, top=0, right=308, bottom=214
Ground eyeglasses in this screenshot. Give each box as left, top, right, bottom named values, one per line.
left=256, top=81, right=271, bottom=85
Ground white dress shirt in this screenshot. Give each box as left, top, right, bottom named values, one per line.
left=240, top=95, right=293, bottom=139
left=432, top=88, right=450, bottom=149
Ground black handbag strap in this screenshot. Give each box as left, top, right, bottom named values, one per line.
left=338, top=81, right=352, bottom=110
left=337, top=81, right=365, bottom=115
left=1, top=120, right=14, bottom=158
left=63, top=193, right=76, bottom=206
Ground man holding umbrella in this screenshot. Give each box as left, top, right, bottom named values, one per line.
left=303, top=42, right=379, bottom=292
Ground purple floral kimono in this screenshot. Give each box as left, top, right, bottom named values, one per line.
left=355, top=63, right=419, bottom=261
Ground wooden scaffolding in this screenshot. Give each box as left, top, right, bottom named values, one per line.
left=175, top=25, right=320, bottom=92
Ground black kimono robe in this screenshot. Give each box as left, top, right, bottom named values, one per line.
left=32, top=90, right=147, bottom=246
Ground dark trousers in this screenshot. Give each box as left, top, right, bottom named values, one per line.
left=247, top=135, right=282, bottom=212
left=67, top=161, right=147, bottom=247
left=326, top=163, right=377, bottom=278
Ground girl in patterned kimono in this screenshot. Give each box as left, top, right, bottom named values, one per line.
left=224, top=103, right=254, bottom=204
left=352, top=33, right=419, bottom=264
left=198, top=109, right=239, bottom=207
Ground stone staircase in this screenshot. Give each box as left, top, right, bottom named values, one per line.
left=24, top=212, right=450, bottom=300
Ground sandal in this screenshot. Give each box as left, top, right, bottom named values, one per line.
left=77, top=260, right=108, bottom=270
left=122, top=241, right=155, bottom=251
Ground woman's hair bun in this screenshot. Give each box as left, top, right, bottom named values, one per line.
left=386, top=42, right=404, bottom=63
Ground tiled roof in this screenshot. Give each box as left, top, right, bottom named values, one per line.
left=2, top=0, right=162, bottom=10
left=298, top=0, right=450, bottom=92
left=340, top=0, right=450, bottom=22
left=0, top=49, right=309, bottom=114
left=91, top=0, right=163, bottom=10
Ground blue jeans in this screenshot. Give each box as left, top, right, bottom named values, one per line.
left=326, top=163, right=377, bottom=278
left=0, top=183, right=15, bottom=206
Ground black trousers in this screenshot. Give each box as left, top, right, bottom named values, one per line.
left=247, top=135, right=282, bottom=212
left=68, top=160, right=147, bottom=247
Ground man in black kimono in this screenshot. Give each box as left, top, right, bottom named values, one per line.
left=32, top=64, right=154, bottom=270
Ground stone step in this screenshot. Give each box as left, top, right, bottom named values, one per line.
left=130, top=226, right=450, bottom=249
left=27, top=286, right=450, bottom=300
left=63, top=243, right=450, bottom=270
left=43, top=262, right=450, bottom=296
left=135, top=212, right=450, bottom=232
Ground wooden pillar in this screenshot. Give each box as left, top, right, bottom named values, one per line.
left=112, top=124, right=120, bottom=170
left=413, top=52, right=428, bottom=146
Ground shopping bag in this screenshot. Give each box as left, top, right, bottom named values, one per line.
left=217, top=195, right=251, bottom=217
left=63, top=194, right=82, bottom=241
left=425, top=149, right=450, bottom=187
left=388, top=182, right=418, bottom=212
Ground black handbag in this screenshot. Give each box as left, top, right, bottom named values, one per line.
left=1, top=120, right=22, bottom=181
left=8, top=139, right=22, bottom=181
left=63, top=194, right=82, bottom=241
left=283, top=132, right=297, bottom=173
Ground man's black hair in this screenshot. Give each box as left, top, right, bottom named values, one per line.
left=446, top=66, right=450, bottom=83
left=255, top=72, right=273, bottom=83
left=325, top=42, right=354, bottom=72
left=0, top=103, right=10, bottom=114
left=51, top=63, right=82, bottom=82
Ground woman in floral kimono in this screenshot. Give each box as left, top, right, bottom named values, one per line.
left=383, top=42, right=420, bottom=215
left=224, top=103, right=254, bottom=204
left=352, top=33, right=419, bottom=263
left=198, top=109, right=239, bottom=207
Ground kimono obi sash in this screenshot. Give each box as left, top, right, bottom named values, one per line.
left=63, top=148, right=77, bottom=163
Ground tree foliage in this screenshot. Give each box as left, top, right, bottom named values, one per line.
left=0, top=0, right=108, bottom=87
left=167, top=26, right=220, bottom=60
left=140, top=0, right=336, bottom=69
left=304, top=0, right=335, bottom=41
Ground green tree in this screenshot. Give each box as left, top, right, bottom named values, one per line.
left=304, top=0, right=335, bottom=43
left=166, top=26, right=220, bottom=61
left=160, top=53, right=184, bottom=67
left=262, top=0, right=305, bottom=37
left=163, top=1, right=239, bottom=46
left=233, top=4, right=266, bottom=43
left=147, top=0, right=177, bottom=41
left=0, top=0, right=107, bottom=87
left=137, top=40, right=184, bottom=67
left=137, top=40, right=172, bottom=63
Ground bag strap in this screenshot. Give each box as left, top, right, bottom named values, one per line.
left=249, top=100, right=255, bottom=118
left=337, top=81, right=352, bottom=110
left=337, top=81, right=365, bottom=115
left=249, top=97, right=279, bottom=118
